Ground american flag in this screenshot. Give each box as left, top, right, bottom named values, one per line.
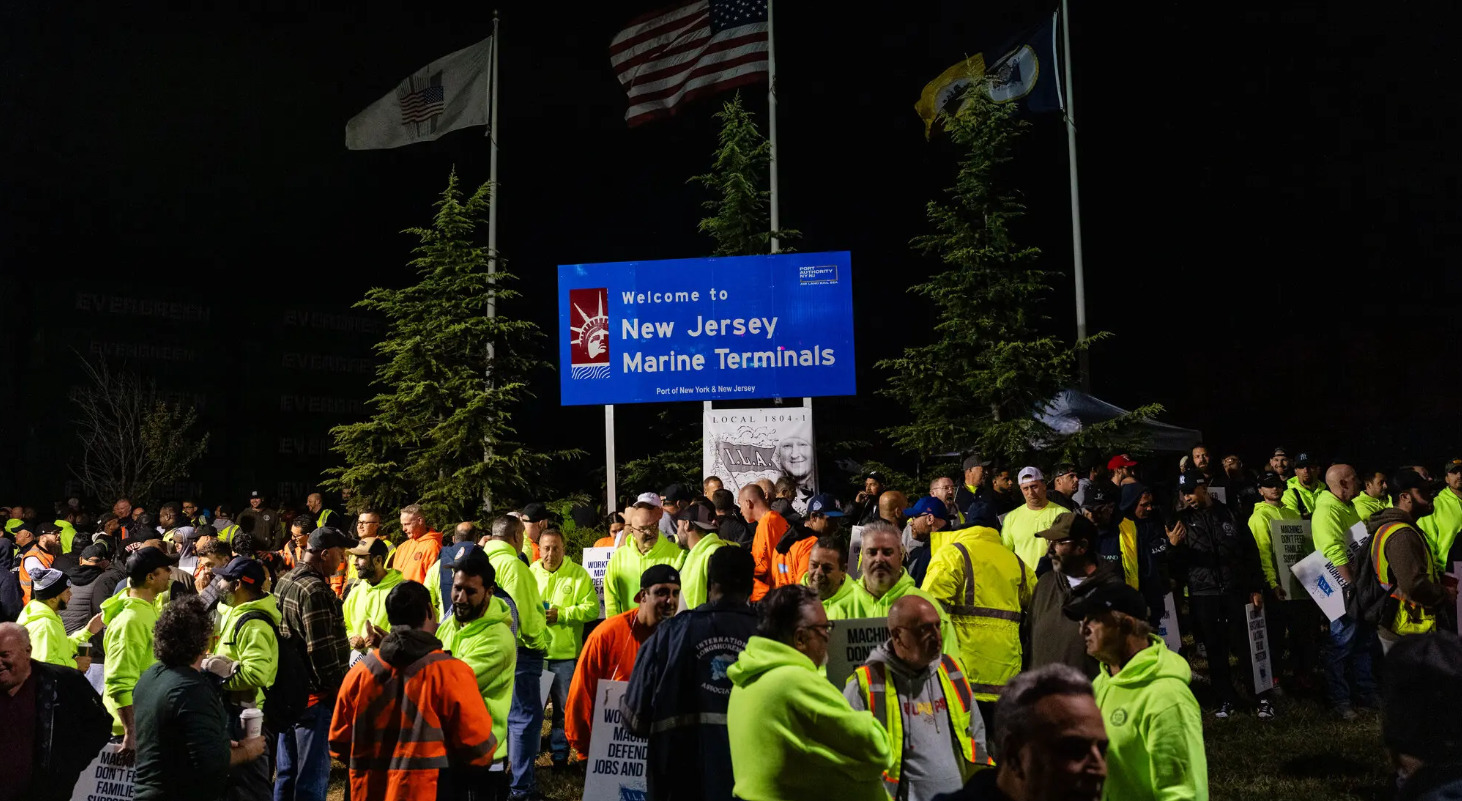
left=399, top=81, right=445, bottom=125
left=611, top=0, right=769, bottom=127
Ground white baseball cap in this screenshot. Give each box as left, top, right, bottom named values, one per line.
left=1018, top=467, right=1045, bottom=486
left=635, top=491, right=662, bottom=507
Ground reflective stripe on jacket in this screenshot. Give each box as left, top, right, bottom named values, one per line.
left=921, top=528, right=1033, bottom=701
left=1371, top=522, right=1437, bottom=636
left=853, top=653, right=990, bottom=794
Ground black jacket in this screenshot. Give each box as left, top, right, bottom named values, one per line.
left=623, top=598, right=757, bottom=801
left=1029, top=560, right=1125, bottom=677
left=934, top=769, right=1015, bottom=801
left=26, top=660, right=114, bottom=801
left=132, top=663, right=233, bottom=801
left=1174, top=501, right=1264, bottom=597
left=61, top=562, right=122, bottom=661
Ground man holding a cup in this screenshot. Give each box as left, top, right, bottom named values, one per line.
left=205, top=557, right=281, bottom=801
left=15, top=567, right=104, bottom=669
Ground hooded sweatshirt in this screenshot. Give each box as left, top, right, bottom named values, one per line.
left=851, top=570, right=960, bottom=658
left=1029, top=561, right=1125, bottom=677
left=341, top=568, right=405, bottom=651
left=215, top=593, right=283, bottom=707
left=481, top=539, right=550, bottom=652
left=16, top=599, right=92, bottom=667
left=814, top=573, right=871, bottom=620
left=727, top=635, right=890, bottom=801
left=101, top=591, right=160, bottom=734
left=62, top=562, right=121, bottom=661
left=1093, top=635, right=1208, bottom=801
left=842, top=641, right=984, bottom=801
left=678, top=532, right=731, bottom=611
left=437, top=595, right=517, bottom=760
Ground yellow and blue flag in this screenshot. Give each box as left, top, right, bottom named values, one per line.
left=915, top=11, right=1063, bottom=137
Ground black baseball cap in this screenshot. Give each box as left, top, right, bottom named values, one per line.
left=520, top=502, right=550, bottom=523
left=36, top=521, right=63, bottom=536
left=1444, top=460, right=1462, bottom=476
left=1037, top=512, right=1097, bottom=544
left=1258, top=471, right=1285, bottom=489
left=807, top=493, right=844, bottom=517
left=125, top=546, right=178, bottom=581
left=1081, top=483, right=1117, bottom=509
left=1063, top=581, right=1150, bottom=622
left=1294, top=452, right=1314, bottom=468
left=1271, top=447, right=1289, bottom=458
left=683, top=504, right=717, bottom=531
left=961, top=453, right=992, bottom=470
left=1177, top=470, right=1208, bottom=494
left=864, top=470, right=886, bottom=484
left=660, top=484, right=694, bottom=504
left=80, top=543, right=110, bottom=561
left=1392, top=470, right=1441, bottom=499
left=308, top=527, right=352, bottom=551
left=249, top=490, right=263, bottom=499
left=640, top=564, right=681, bottom=590
left=1052, top=462, right=1079, bottom=479
left=215, top=556, right=267, bottom=588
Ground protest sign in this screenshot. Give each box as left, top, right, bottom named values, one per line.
left=1292, top=550, right=1348, bottom=621
left=1158, top=593, right=1182, bottom=653
left=824, top=617, right=889, bottom=688
left=1347, top=520, right=1370, bottom=564
left=582, top=680, right=647, bottom=801
left=1245, top=602, right=1275, bottom=694
left=704, top=406, right=817, bottom=515
left=558, top=251, right=856, bottom=405
left=581, top=547, right=615, bottom=618
left=541, top=670, right=556, bottom=706
left=1270, top=519, right=1313, bottom=599
left=848, top=526, right=865, bottom=579
left=70, top=742, right=134, bottom=801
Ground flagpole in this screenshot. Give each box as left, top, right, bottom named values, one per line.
left=767, top=0, right=781, bottom=255
left=1061, top=0, right=1090, bottom=392
left=483, top=11, right=502, bottom=514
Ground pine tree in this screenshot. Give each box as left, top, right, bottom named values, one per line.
left=325, top=170, right=578, bottom=524
left=689, top=93, right=797, bottom=255
left=878, top=86, right=1160, bottom=464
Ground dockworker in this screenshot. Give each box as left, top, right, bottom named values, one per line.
left=934, top=664, right=1106, bottom=801
left=1282, top=452, right=1328, bottom=519
left=1067, top=582, right=1207, bottom=801
left=1002, top=467, right=1069, bottom=573
left=806, top=534, right=870, bottom=620
left=480, top=515, right=551, bottom=800
left=208, top=556, right=280, bottom=801
left=846, top=595, right=991, bottom=800
left=18, top=520, right=61, bottom=604
left=341, top=537, right=402, bottom=662
left=625, top=548, right=758, bottom=801
left=1029, top=513, right=1124, bottom=678
left=391, top=504, right=441, bottom=585
left=1354, top=470, right=1392, bottom=522
left=530, top=527, right=599, bottom=768
left=604, top=501, right=686, bottom=615
left=1310, top=463, right=1377, bottom=720
left=435, top=552, right=517, bottom=795
left=726, top=585, right=890, bottom=801
left=742, top=484, right=790, bottom=601
left=676, top=500, right=731, bottom=611
left=1248, top=472, right=1317, bottom=688
left=329, top=581, right=498, bottom=801
left=567, top=564, right=680, bottom=759
left=1418, top=460, right=1462, bottom=572
left=273, top=526, right=351, bottom=801
left=853, top=522, right=960, bottom=654
left=15, top=567, right=103, bottom=669
left=1364, top=470, right=1456, bottom=652
left=102, top=545, right=175, bottom=750
left=922, top=510, right=1032, bottom=726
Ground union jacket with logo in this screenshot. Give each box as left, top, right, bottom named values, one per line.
left=1173, top=502, right=1265, bottom=597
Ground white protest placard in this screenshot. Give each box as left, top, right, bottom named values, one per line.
left=1245, top=602, right=1275, bottom=694
left=1346, top=520, right=1370, bottom=564
left=581, top=547, right=615, bottom=619
left=1291, top=550, right=1348, bottom=621
left=540, top=670, right=556, bottom=706
left=849, top=526, right=865, bottom=578
left=1208, top=486, right=1228, bottom=505
left=1270, top=519, right=1313, bottom=599
left=1157, top=593, right=1182, bottom=653
left=582, top=680, right=647, bottom=801
left=70, top=742, right=134, bottom=801
left=824, top=617, right=889, bottom=688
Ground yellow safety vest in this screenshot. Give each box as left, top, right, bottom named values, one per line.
left=1371, top=522, right=1438, bottom=636
left=1118, top=518, right=1140, bottom=590
left=852, top=653, right=991, bottom=795
left=216, top=523, right=240, bottom=544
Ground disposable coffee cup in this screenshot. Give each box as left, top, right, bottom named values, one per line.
left=76, top=641, right=91, bottom=658
left=240, top=708, right=264, bottom=739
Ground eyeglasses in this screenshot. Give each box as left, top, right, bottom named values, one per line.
left=799, top=622, right=834, bottom=637
left=894, top=622, right=942, bottom=638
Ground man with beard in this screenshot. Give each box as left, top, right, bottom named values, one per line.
left=18, top=521, right=61, bottom=604
left=1353, top=470, right=1392, bottom=523
left=954, top=454, right=994, bottom=523
left=1268, top=447, right=1294, bottom=481
left=1029, top=514, right=1124, bottom=678
left=61, top=543, right=120, bottom=692
left=805, top=535, right=868, bottom=619
left=1364, top=470, right=1457, bottom=652
left=852, top=523, right=960, bottom=656
left=742, top=484, right=791, bottom=602
left=1080, top=484, right=1138, bottom=589
left=208, top=557, right=281, bottom=801
left=341, top=538, right=402, bottom=662
left=435, top=552, right=517, bottom=793
left=1418, top=460, right=1462, bottom=573
left=848, top=471, right=890, bottom=526
left=1049, top=464, right=1081, bottom=510
left=102, top=546, right=176, bottom=750
left=904, top=495, right=950, bottom=587
left=15, top=567, right=103, bottom=669
left=567, top=565, right=680, bottom=761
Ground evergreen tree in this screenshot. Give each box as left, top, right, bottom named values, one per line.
left=689, top=93, right=797, bottom=255
left=878, top=86, right=1160, bottom=464
left=325, top=170, right=577, bottom=524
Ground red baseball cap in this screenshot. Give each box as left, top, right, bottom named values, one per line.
left=1107, top=454, right=1139, bottom=470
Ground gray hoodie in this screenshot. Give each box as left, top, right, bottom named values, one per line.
left=843, top=640, right=987, bottom=801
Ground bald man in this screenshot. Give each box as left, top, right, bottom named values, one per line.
left=845, top=596, right=989, bottom=799
left=1311, top=463, right=1377, bottom=719
left=741, top=485, right=789, bottom=602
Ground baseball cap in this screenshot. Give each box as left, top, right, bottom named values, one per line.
left=1062, top=581, right=1150, bottom=622
left=1037, top=511, right=1097, bottom=543
left=347, top=536, right=391, bottom=558
left=1258, top=471, right=1285, bottom=489
left=32, top=567, right=70, bottom=601
left=307, top=526, right=352, bottom=551
left=1444, top=459, right=1462, bottom=476
left=640, top=564, right=681, bottom=590
left=1107, top=454, right=1138, bottom=471
left=807, top=493, right=845, bottom=517
left=1392, top=469, right=1441, bottom=499
left=125, top=546, right=179, bottom=580
left=634, top=491, right=662, bottom=509
left=1052, top=463, right=1079, bottom=479
left=683, top=504, right=717, bottom=530
left=36, top=521, right=63, bottom=537
left=80, top=543, right=110, bottom=561
left=1271, top=447, right=1289, bottom=458
left=215, top=556, right=267, bottom=587
left=864, top=470, right=887, bottom=484
left=961, top=454, right=992, bottom=470
left=905, top=496, right=949, bottom=519
left=1177, top=470, right=1208, bottom=493
left=445, top=544, right=486, bottom=570
left=1294, top=452, right=1314, bottom=468
left=96, top=512, right=119, bottom=526
left=661, top=483, right=694, bottom=504
left=1081, top=483, right=1117, bottom=509
left=4, top=519, right=23, bottom=535
left=520, top=502, right=550, bottom=523
left=249, top=490, right=262, bottom=499
left=1018, top=467, right=1045, bottom=486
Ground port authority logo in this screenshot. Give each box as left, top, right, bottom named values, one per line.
left=569, top=287, right=610, bottom=380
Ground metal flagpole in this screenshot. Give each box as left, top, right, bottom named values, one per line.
left=1061, top=0, right=1090, bottom=392
left=767, top=0, right=781, bottom=255
left=483, top=12, right=502, bottom=513
left=605, top=405, right=617, bottom=513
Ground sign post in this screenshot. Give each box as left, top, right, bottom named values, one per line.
left=1158, top=593, right=1181, bottom=652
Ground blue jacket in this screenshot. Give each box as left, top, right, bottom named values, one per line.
left=622, top=599, right=758, bottom=801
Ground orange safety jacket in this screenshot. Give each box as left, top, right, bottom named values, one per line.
left=19, top=546, right=56, bottom=604
left=329, top=646, right=498, bottom=801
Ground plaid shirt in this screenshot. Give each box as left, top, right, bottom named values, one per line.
left=275, top=563, right=349, bottom=697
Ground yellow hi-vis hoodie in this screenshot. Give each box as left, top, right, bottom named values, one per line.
left=1094, top=635, right=1209, bottom=801
left=100, top=591, right=159, bottom=735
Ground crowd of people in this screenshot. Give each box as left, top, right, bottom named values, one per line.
left=2, top=443, right=1461, bottom=801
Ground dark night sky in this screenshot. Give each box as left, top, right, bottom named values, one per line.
left=3, top=1, right=1460, bottom=503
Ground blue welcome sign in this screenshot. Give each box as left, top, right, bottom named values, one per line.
left=558, top=251, right=856, bottom=406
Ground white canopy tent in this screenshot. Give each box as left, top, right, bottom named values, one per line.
left=1037, top=389, right=1202, bottom=453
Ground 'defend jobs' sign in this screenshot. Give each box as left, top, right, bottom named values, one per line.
left=557, top=251, right=856, bottom=406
